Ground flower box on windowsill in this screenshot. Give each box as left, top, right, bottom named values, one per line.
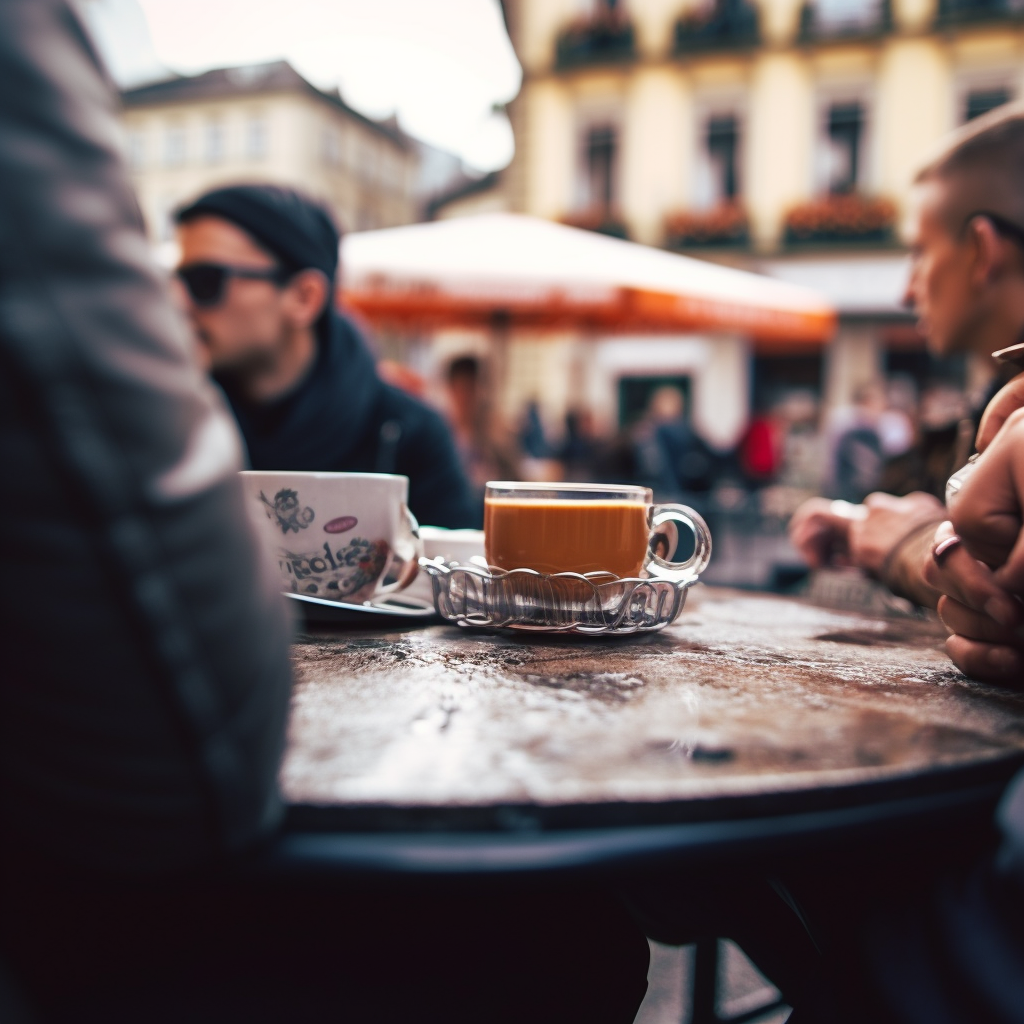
left=665, top=204, right=750, bottom=249
left=555, top=13, right=636, bottom=70
left=561, top=209, right=630, bottom=240
left=674, top=0, right=760, bottom=54
left=783, top=194, right=897, bottom=245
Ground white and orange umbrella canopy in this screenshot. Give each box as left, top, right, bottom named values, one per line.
left=340, top=213, right=836, bottom=345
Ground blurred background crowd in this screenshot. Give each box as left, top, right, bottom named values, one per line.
left=80, top=0, right=1023, bottom=588
left=428, top=356, right=981, bottom=589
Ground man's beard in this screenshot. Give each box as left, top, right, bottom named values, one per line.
left=206, top=337, right=283, bottom=393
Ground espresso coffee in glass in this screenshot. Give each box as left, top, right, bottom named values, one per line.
left=484, top=481, right=711, bottom=582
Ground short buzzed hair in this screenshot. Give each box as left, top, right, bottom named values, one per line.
left=914, top=102, right=1024, bottom=231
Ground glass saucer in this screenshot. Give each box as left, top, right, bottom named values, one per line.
left=420, top=558, right=697, bottom=636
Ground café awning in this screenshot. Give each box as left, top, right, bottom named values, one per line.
left=340, top=213, right=836, bottom=345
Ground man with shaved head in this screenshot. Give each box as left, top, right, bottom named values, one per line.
left=790, top=103, right=1024, bottom=671
left=896, top=105, right=1024, bottom=683
left=774, top=105, right=1024, bottom=1022
left=906, top=102, right=1024, bottom=360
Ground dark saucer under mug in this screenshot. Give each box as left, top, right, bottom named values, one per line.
left=285, top=591, right=439, bottom=626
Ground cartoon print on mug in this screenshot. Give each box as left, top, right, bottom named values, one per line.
left=241, top=470, right=423, bottom=607
left=280, top=536, right=391, bottom=600
left=259, top=488, right=315, bottom=534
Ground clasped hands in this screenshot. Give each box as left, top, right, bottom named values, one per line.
left=930, top=376, right=1024, bottom=682
left=789, top=374, right=1024, bottom=684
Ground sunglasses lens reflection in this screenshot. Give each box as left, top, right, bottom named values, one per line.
left=179, top=265, right=226, bottom=306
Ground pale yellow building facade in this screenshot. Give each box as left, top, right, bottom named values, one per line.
left=120, top=61, right=418, bottom=247
left=503, top=0, right=1023, bottom=249
left=488, top=0, right=1023, bottom=446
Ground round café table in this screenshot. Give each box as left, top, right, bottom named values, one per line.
left=271, top=586, right=1024, bottom=878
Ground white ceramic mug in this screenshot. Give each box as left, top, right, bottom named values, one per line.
left=240, top=471, right=422, bottom=604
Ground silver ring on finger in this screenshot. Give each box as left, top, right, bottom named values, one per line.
left=932, top=533, right=962, bottom=564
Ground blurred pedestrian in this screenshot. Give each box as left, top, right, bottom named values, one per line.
left=174, top=184, right=477, bottom=528
left=880, top=382, right=969, bottom=499
left=559, top=407, right=601, bottom=481
left=775, top=390, right=824, bottom=492
left=444, top=354, right=519, bottom=509
left=877, top=376, right=917, bottom=460
left=518, top=398, right=552, bottom=459
left=634, top=386, right=715, bottom=500
left=738, top=403, right=784, bottom=488
left=827, top=381, right=886, bottom=503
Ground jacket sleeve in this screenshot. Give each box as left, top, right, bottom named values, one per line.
left=396, top=398, right=482, bottom=529
left=0, top=0, right=293, bottom=873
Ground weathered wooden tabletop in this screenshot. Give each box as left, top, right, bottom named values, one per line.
left=282, top=587, right=1024, bottom=831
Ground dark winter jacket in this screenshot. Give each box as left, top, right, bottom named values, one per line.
left=219, top=312, right=479, bottom=529
left=0, top=0, right=292, bottom=874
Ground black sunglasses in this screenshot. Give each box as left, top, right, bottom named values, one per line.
left=176, top=262, right=291, bottom=307
left=964, top=210, right=1024, bottom=249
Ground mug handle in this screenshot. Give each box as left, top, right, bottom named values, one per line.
left=375, top=504, right=424, bottom=596
left=643, top=503, right=712, bottom=584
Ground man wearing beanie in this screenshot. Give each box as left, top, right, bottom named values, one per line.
left=174, top=184, right=478, bottom=529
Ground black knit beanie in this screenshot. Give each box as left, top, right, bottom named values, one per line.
left=175, top=183, right=340, bottom=284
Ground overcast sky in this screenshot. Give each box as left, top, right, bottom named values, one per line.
left=79, top=0, right=522, bottom=170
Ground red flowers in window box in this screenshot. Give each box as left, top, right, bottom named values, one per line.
left=784, top=193, right=897, bottom=243
left=664, top=203, right=750, bottom=248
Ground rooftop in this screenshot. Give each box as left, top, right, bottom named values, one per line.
left=425, top=170, right=502, bottom=219
left=121, top=60, right=410, bottom=149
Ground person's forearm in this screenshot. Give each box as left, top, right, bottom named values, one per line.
left=878, top=519, right=945, bottom=610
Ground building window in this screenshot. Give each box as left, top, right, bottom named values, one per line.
left=343, top=131, right=358, bottom=171
left=812, top=0, right=886, bottom=34
left=824, top=101, right=864, bottom=194
left=245, top=114, right=268, bottom=160
left=381, top=150, right=404, bottom=191
left=358, top=138, right=378, bottom=180
left=696, top=114, right=740, bottom=208
left=163, top=124, right=186, bottom=167
left=204, top=118, right=225, bottom=164
left=126, top=128, right=145, bottom=170
left=965, top=87, right=1011, bottom=122
left=580, top=124, right=619, bottom=210
left=323, top=128, right=342, bottom=167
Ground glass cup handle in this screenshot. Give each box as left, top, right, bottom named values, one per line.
left=376, top=504, right=424, bottom=595
left=644, top=503, right=712, bottom=584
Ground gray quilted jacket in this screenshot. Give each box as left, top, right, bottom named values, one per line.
left=0, top=0, right=293, bottom=873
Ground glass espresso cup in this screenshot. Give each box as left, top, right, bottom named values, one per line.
left=483, top=481, right=711, bottom=582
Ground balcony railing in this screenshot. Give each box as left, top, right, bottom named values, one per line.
left=674, top=0, right=760, bottom=55
left=555, top=12, right=636, bottom=70
left=561, top=208, right=630, bottom=240
left=664, top=204, right=750, bottom=249
left=935, top=0, right=1024, bottom=27
left=798, top=0, right=892, bottom=41
left=783, top=193, right=897, bottom=245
